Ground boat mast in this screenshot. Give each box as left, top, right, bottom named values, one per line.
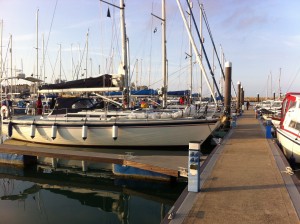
left=220, top=44, right=223, bottom=96
left=85, top=29, right=89, bottom=79
left=188, top=0, right=192, bottom=102
left=0, top=19, right=2, bottom=95
left=36, top=9, right=39, bottom=82
left=101, top=0, right=128, bottom=105
left=212, top=48, right=215, bottom=100
left=120, top=0, right=129, bottom=108
left=0, top=19, right=2, bottom=143
left=176, top=0, right=217, bottom=103
left=279, top=68, right=282, bottom=99
left=42, top=34, right=45, bottom=83
left=59, top=43, right=62, bottom=83
left=135, top=59, right=138, bottom=89
left=0, top=19, right=2, bottom=85
left=10, top=34, right=12, bottom=94
left=199, top=3, right=203, bottom=102
left=162, top=0, right=167, bottom=108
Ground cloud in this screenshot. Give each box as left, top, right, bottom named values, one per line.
left=282, top=35, right=300, bottom=47
left=222, top=5, right=268, bottom=31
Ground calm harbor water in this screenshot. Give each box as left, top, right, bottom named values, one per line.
left=0, top=165, right=186, bottom=224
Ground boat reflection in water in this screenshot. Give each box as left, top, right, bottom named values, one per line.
left=0, top=165, right=186, bottom=224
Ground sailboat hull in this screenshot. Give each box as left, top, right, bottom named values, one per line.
left=2, top=117, right=220, bottom=148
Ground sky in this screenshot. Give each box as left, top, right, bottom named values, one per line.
left=1, top=0, right=300, bottom=97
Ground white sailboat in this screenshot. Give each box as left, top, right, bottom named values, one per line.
left=1, top=0, right=221, bottom=148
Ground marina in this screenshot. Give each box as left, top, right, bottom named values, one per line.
left=1, top=0, right=300, bottom=223
left=0, top=110, right=300, bottom=223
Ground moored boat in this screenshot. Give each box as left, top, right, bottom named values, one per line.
left=2, top=111, right=220, bottom=148
left=1, top=1, right=224, bottom=149
left=275, top=92, right=300, bottom=162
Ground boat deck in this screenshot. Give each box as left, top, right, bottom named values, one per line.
left=162, top=109, right=300, bottom=224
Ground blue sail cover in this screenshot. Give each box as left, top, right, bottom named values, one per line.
left=105, top=89, right=158, bottom=97
left=167, top=90, right=190, bottom=96
left=104, top=89, right=190, bottom=97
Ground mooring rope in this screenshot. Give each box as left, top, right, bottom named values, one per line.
left=281, top=166, right=300, bottom=175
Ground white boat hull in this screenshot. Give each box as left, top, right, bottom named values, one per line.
left=276, top=128, right=300, bottom=163
left=2, top=117, right=220, bottom=148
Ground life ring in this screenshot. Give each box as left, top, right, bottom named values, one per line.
left=1, top=105, right=9, bottom=118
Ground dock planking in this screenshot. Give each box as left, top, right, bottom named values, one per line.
left=0, top=139, right=188, bottom=177
left=163, top=109, right=300, bottom=224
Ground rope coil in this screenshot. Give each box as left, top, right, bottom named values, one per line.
left=281, top=166, right=300, bottom=175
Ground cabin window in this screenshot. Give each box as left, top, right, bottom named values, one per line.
left=296, top=122, right=300, bottom=132
left=289, top=120, right=297, bottom=129
left=289, top=101, right=296, bottom=110
left=289, top=120, right=300, bottom=132
left=71, top=99, right=94, bottom=109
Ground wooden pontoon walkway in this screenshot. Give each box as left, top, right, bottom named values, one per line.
left=0, top=138, right=188, bottom=177
left=163, top=109, right=300, bottom=224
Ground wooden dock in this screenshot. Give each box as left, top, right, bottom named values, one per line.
left=0, top=138, right=189, bottom=178
left=162, top=109, right=300, bottom=224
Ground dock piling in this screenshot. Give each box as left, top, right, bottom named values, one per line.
left=51, top=158, right=57, bottom=168
left=224, top=61, right=232, bottom=116
left=82, top=160, right=88, bottom=172
left=236, top=81, right=241, bottom=114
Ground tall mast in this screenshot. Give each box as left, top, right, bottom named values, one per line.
left=0, top=19, right=2, bottom=142
left=0, top=19, right=2, bottom=86
left=176, top=0, right=216, bottom=103
left=59, top=44, right=62, bottom=83
left=85, top=29, right=89, bottom=79
left=135, top=59, right=138, bottom=89
left=120, top=0, right=129, bottom=107
left=199, top=3, right=203, bottom=101
left=71, top=44, right=75, bottom=79
left=10, top=34, right=12, bottom=94
left=220, top=45, right=223, bottom=96
left=36, top=9, right=39, bottom=81
left=279, top=68, right=281, bottom=99
left=141, top=59, right=143, bottom=86
left=188, top=0, right=193, bottom=101
left=42, top=34, right=45, bottom=83
left=212, top=48, right=215, bottom=99
left=270, top=71, right=272, bottom=99
left=90, top=58, right=92, bottom=77
left=162, top=0, right=167, bottom=108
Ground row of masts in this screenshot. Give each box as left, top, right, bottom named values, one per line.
left=1, top=1, right=227, bottom=108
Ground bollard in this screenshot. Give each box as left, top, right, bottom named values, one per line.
left=266, top=120, right=272, bottom=138
left=188, top=141, right=201, bottom=192
left=231, top=113, right=237, bottom=127
left=231, top=120, right=237, bottom=128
